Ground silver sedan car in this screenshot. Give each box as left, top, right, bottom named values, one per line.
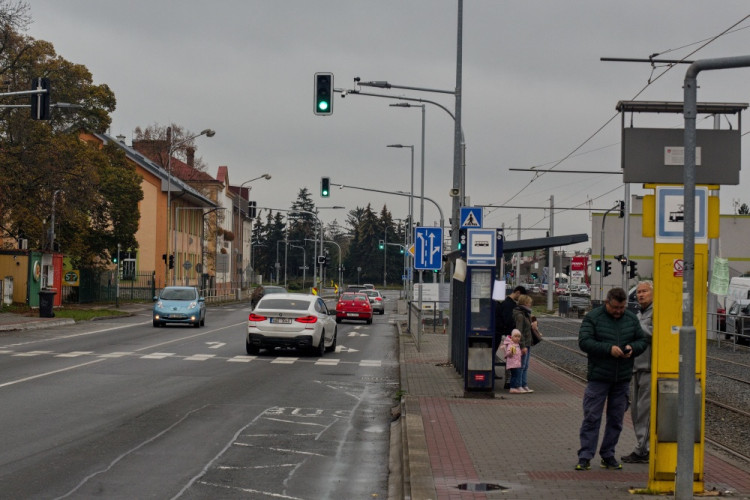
left=363, top=289, right=385, bottom=315
left=246, top=293, right=338, bottom=356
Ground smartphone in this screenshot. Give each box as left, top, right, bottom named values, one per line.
left=623, top=346, right=632, bottom=355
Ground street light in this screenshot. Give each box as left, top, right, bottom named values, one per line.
left=235, top=174, right=271, bottom=287
left=166, top=127, right=215, bottom=285
left=387, top=144, right=414, bottom=297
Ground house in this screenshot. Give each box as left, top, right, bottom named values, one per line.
left=81, top=132, right=218, bottom=290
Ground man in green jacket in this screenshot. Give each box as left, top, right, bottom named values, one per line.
left=575, top=287, right=649, bottom=471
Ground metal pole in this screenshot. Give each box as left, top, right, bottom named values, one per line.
left=383, top=228, right=387, bottom=288
left=547, top=196, right=554, bottom=311
left=166, top=127, right=172, bottom=286
left=623, top=185, right=631, bottom=290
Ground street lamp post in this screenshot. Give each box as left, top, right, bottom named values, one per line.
left=166, top=127, right=215, bottom=286
left=234, top=174, right=271, bottom=288
left=387, top=144, right=414, bottom=298
left=290, top=244, right=306, bottom=290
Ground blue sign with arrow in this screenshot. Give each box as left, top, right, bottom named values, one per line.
left=414, top=227, right=443, bottom=270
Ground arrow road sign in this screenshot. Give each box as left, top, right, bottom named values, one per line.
left=414, top=227, right=443, bottom=270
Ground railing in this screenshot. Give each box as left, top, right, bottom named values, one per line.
left=407, top=300, right=450, bottom=351
left=710, top=310, right=750, bottom=350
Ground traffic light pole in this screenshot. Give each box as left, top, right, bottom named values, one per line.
left=599, top=202, right=619, bottom=301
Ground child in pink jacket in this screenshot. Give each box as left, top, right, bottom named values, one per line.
left=503, top=329, right=524, bottom=393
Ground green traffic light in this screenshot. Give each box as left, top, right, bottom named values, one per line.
left=317, top=100, right=329, bottom=111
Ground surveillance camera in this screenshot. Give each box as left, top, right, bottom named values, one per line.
left=449, top=188, right=460, bottom=198
left=354, top=76, right=361, bottom=82
left=341, top=90, right=347, bottom=98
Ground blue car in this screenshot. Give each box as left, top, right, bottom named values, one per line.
left=153, top=286, right=206, bottom=327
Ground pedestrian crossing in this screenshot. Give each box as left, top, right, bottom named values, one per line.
left=1, top=348, right=388, bottom=367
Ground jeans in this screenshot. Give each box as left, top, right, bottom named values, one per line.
left=520, top=347, right=531, bottom=387
left=578, top=380, right=631, bottom=460
left=509, top=367, right=522, bottom=388
left=630, top=370, right=651, bottom=455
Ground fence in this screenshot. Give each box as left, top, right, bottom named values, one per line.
left=407, top=300, right=450, bottom=351
left=62, top=270, right=157, bottom=304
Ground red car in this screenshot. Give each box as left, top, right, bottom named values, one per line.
left=336, top=292, right=373, bottom=324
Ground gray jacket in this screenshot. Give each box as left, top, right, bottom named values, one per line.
left=633, top=302, right=653, bottom=372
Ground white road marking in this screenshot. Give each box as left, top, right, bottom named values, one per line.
left=185, top=354, right=215, bottom=361
left=270, top=357, right=297, bottom=364
left=359, top=360, right=381, bottom=367
left=12, top=350, right=53, bottom=357
left=55, top=351, right=94, bottom=357
left=206, top=342, right=225, bottom=349
left=0, top=359, right=106, bottom=389
left=315, top=359, right=339, bottom=366
left=98, top=352, right=133, bottom=358
left=228, top=355, right=256, bottom=362
left=140, top=352, right=175, bottom=359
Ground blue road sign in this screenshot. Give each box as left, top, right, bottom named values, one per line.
left=460, top=206, right=483, bottom=228
left=414, top=227, right=443, bottom=270
left=466, top=228, right=497, bottom=266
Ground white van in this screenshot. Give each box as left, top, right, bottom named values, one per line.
left=725, top=277, right=750, bottom=311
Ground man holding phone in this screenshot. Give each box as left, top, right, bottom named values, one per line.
left=575, top=287, right=650, bottom=471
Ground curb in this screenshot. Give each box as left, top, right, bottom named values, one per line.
left=0, top=318, right=75, bottom=332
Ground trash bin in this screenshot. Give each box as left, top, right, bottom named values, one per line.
left=558, top=296, right=569, bottom=316
left=39, top=289, right=56, bottom=318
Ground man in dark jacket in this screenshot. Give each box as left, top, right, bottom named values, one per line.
left=493, top=285, right=526, bottom=379
left=575, top=287, right=649, bottom=471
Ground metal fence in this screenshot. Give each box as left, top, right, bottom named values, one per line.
left=62, top=270, right=158, bottom=304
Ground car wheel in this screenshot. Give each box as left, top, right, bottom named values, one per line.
left=311, top=333, right=325, bottom=357
left=366, top=317, right=372, bottom=325
left=335, top=317, right=341, bottom=324
left=200, top=315, right=205, bottom=326
left=325, top=328, right=337, bottom=353
left=246, top=340, right=260, bottom=355
left=153, top=320, right=160, bottom=327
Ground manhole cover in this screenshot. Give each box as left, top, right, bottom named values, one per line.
left=457, top=482, right=508, bottom=492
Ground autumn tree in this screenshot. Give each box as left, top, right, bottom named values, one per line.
left=0, top=3, right=141, bottom=267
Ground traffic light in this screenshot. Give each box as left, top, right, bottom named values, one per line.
left=321, top=177, right=330, bottom=197
left=30, top=77, right=51, bottom=120
left=595, top=260, right=602, bottom=272
left=314, top=72, right=333, bottom=116
left=168, top=254, right=175, bottom=269
left=112, top=254, right=118, bottom=264
left=325, top=254, right=331, bottom=267
left=378, top=240, right=384, bottom=250
left=604, top=260, right=611, bottom=277
left=618, top=200, right=625, bottom=218
left=400, top=246, right=404, bottom=254
left=629, top=260, right=638, bottom=279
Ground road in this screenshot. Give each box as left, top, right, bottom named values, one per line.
left=0, top=297, right=399, bottom=499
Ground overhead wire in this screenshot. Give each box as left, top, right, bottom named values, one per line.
left=489, top=14, right=750, bottom=231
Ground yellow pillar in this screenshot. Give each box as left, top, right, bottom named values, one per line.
left=642, top=185, right=718, bottom=493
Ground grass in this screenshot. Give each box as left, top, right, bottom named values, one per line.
left=1, top=303, right=130, bottom=321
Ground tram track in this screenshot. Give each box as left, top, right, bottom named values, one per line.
left=534, top=318, right=750, bottom=465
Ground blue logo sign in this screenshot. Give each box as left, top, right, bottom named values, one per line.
left=414, top=227, right=443, bottom=270
left=460, top=207, right=482, bottom=228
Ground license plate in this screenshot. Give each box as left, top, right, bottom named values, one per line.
left=271, top=317, right=292, bottom=324
left=347, top=313, right=359, bottom=317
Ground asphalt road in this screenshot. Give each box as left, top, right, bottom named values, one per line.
left=0, top=299, right=399, bottom=499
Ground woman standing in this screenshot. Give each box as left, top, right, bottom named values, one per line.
left=513, top=294, right=534, bottom=393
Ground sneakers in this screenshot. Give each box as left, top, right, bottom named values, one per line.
left=575, top=459, right=591, bottom=471
left=523, top=386, right=534, bottom=393
left=621, top=451, right=649, bottom=464
left=509, top=388, right=524, bottom=394
left=600, top=456, right=622, bottom=470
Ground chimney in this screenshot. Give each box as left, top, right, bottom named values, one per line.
left=186, top=147, right=195, bottom=167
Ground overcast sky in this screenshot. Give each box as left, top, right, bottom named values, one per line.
left=27, top=1, right=750, bottom=253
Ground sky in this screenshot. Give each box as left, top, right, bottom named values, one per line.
left=26, top=1, right=750, bottom=253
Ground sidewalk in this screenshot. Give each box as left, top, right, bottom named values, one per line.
left=398, top=328, right=750, bottom=499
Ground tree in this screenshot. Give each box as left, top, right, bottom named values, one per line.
left=132, top=123, right=209, bottom=173
left=0, top=7, right=138, bottom=268
left=739, top=203, right=749, bottom=215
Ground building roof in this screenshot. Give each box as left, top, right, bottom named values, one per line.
left=94, top=133, right=217, bottom=208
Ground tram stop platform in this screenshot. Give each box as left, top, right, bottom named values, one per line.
left=395, top=329, right=750, bottom=500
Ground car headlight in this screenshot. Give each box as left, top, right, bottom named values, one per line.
left=190, top=301, right=198, bottom=309
left=156, top=300, right=163, bottom=307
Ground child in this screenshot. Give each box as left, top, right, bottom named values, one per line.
left=503, top=329, right=524, bottom=394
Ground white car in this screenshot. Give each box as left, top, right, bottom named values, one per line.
left=363, top=289, right=385, bottom=314
left=246, top=293, right=337, bottom=356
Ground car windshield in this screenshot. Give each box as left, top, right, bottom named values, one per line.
left=263, top=287, right=286, bottom=294
left=258, top=298, right=311, bottom=311
left=364, top=291, right=379, bottom=297
left=161, top=288, right=197, bottom=301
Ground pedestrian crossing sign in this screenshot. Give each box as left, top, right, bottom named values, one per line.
left=460, top=207, right=482, bottom=228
